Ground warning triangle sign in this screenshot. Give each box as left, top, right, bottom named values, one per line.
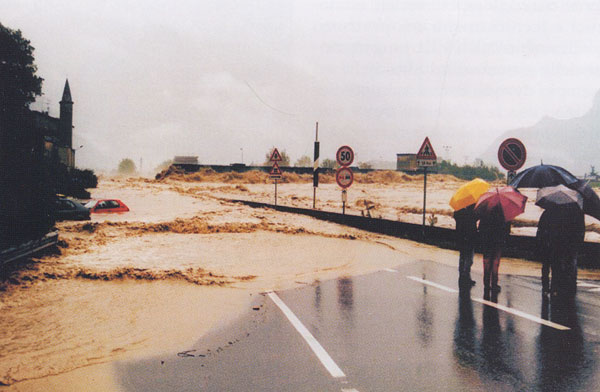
left=270, top=162, right=283, bottom=177
left=269, top=148, right=283, bottom=162
left=416, top=137, right=437, bottom=160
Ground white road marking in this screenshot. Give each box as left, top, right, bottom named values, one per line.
left=473, top=298, right=570, bottom=330
left=407, top=276, right=458, bottom=293
left=341, top=389, right=360, bottom=392
left=577, top=281, right=600, bottom=288
left=267, top=291, right=346, bottom=378
left=406, top=276, right=570, bottom=331
left=383, top=268, right=398, bottom=273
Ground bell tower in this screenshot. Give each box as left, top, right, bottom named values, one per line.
left=59, top=79, right=73, bottom=148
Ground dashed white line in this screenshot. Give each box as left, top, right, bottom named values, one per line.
left=405, top=276, right=570, bottom=331
left=341, top=389, right=360, bottom=392
left=407, top=275, right=459, bottom=293
left=383, top=268, right=398, bottom=273
left=267, top=291, right=346, bottom=378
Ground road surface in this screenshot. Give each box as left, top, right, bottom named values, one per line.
left=116, top=260, right=600, bottom=391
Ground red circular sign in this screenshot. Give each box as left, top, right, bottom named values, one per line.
left=335, top=167, right=354, bottom=189
left=498, top=138, right=526, bottom=171
left=336, top=145, right=354, bottom=167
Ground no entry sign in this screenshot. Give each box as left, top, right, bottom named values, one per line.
left=498, top=138, right=526, bottom=171
left=336, top=167, right=354, bottom=189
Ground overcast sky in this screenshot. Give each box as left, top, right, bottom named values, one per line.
left=4, top=0, right=600, bottom=172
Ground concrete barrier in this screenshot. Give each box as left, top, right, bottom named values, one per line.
left=231, top=199, right=600, bottom=268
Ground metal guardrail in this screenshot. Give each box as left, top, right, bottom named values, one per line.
left=0, top=232, right=59, bottom=267
left=231, top=200, right=600, bottom=268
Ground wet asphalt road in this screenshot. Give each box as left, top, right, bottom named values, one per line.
left=116, top=260, right=600, bottom=391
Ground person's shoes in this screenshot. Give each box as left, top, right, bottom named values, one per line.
left=459, top=276, right=476, bottom=288
left=492, top=285, right=501, bottom=293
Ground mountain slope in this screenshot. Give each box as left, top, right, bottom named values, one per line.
left=481, top=91, right=600, bottom=176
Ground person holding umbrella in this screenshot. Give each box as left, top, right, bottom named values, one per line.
left=475, top=186, right=527, bottom=294
left=450, top=178, right=490, bottom=288
left=535, top=185, right=585, bottom=296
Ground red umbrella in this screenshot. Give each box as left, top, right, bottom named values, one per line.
left=475, top=186, right=528, bottom=222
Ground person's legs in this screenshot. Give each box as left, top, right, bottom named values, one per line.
left=482, top=252, right=492, bottom=290
left=459, top=244, right=475, bottom=286
left=491, top=248, right=502, bottom=291
left=541, top=261, right=550, bottom=294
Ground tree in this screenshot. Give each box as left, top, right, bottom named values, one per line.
left=0, top=23, right=43, bottom=115
left=155, top=159, right=173, bottom=173
left=358, top=161, right=373, bottom=169
left=264, top=147, right=290, bottom=166
left=118, top=158, right=137, bottom=175
left=321, top=158, right=338, bottom=169
left=294, top=155, right=312, bottom=167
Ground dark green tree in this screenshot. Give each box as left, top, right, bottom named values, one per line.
left=0, top=23, right=49, bottom=247
left=0, top=23, right=43, bottom=115
left=321, top=158, right=338, bottom=169
left=118, top=158, right=137, bottom=175
left=294, top=155, right=312, bottom=167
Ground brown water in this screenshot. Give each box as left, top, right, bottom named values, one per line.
left=2, top=175, right=599, bottom=388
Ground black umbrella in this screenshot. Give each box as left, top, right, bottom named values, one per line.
left=568, top=179, right=600, bottom=221
left=509, top=164, right=578, bottom=188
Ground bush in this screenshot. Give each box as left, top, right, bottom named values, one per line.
left=436, top=160, right=504, bottom=181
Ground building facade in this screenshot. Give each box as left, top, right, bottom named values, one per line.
left=32, top=80, right=75, bottom=168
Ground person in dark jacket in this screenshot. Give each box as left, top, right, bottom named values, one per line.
left=536, top=206, right=585, bottom=296
left=478, top=208, right=511, bottom=293
left=454, top=204, right=477, bottom=287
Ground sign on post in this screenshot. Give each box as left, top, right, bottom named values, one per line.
left=335, top=167, right=354, bottom=189
left=336, top=145, right=354, bottom=167
left=416, top=137, right=437, bottom=167
left=269, top=162, right=282, bottom=178
left=498, top=138, right=526, bottom=171
left=269, top=148, right=283, bottom=162
left=417, top=137, right=436, bottom=232
left=498, top=138, right=526, bottom=185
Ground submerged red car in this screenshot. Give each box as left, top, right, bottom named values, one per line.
left=85, top=199, right=130, bottom=213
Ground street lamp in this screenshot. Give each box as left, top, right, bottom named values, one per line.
left=240, top=148, right=244, bottom=164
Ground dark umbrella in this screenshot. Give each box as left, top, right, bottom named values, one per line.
left=535, top=184, right=583, bottom=211
left=475, top=186, right=528, bottom=222
left=509, top=164, right=578, bottom=189
left=568, top=179, right=600, bottom=221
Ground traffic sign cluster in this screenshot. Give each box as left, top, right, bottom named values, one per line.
left=335, top=146, right=354, bottom=189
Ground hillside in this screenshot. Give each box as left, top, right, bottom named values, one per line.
left=481, top=91, right=600, bottom=176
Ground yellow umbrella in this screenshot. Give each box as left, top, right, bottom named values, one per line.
left=449, top=178, right=490, bottom=211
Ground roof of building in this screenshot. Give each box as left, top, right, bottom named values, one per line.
left=60, top=79, right=73, bottom=103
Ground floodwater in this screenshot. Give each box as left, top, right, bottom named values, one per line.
left=1, top=174, right=599, bottom=388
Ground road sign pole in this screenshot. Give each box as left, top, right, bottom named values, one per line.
left=422, top=167, right=427, bottom=231
left=274, top=179, right=278, bottom=206
left=313, top=122, right=319, bottom=209
left=342, top=189, right=347, bottom=215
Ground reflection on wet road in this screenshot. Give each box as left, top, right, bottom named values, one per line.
left=118, top=261, right=600, bottom=391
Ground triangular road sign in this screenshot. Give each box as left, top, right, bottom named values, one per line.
left=416, top=137, right=437, bottom=160
left=269, top=148, right=283, bottom=162
left=270, top=162, right=283, bottom=177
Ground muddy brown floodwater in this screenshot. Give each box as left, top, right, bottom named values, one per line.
left=2, top=172, right=599, bottom=390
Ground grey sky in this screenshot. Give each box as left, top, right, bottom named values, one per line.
left=4, top=0, right=600, bottom=172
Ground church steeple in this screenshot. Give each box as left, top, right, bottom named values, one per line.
left=59, top=79, right=73, bottom=152
left=60, top=79, right=73, bottom=104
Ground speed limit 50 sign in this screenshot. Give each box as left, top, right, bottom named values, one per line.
left=336, top=145, right=354, bottom=167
